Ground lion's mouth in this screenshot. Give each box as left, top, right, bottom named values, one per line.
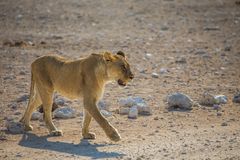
left=118, top=79, right=126, bottom=86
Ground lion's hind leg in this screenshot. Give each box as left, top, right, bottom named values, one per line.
left=20, top=83, right=42, bottom=131
left=37, top=85, right=62, bottom=136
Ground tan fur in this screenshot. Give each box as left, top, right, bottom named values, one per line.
left=20, top=51, right=134, bottom=142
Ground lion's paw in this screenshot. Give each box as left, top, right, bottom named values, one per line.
left=109, top=130, right=121, bottom=142
left=50, top=130, right=63, bottom=136
left=24, top=125, right=33, bottom=131
left=83, top=132, right=96, bottom=139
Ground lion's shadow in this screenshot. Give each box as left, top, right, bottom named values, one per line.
left=18, top=133, right=124, bottom=159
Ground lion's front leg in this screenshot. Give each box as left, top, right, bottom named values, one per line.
left=82, top=109, right=96, bottom=139
left=84, top=98, right=121, bottom=142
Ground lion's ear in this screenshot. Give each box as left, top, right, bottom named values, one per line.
left=103, top=52, right=115, bottom=62
left=117, top=51, right=125, bottom=58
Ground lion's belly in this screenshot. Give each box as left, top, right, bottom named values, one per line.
left=51, top=69, right=84, bottom=99
left=56, top=89, right=81, bottom=99
left=54, top=82, right=83, bottom=100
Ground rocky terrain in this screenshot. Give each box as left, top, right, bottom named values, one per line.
left=1, top=0, right=240, bottom=159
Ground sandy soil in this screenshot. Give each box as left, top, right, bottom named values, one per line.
left=1, top=0, right=240, bottom=159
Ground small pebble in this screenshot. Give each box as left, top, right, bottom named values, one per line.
left=224, top=46, right=231, bottom=51
left=175, top=57, right=187, bottom=63
left=19, top=71, right=26, bottom=75
left=232, top=92, right=240, bottom=103
left=16, top=94, right=29, bottom=103
left=14, top=111, right=21, bottom=115
left=152, top=72, right=159, bottom=78
left=10, top=103, right=17, bottom=109
left=100, top=110, right=112, bottom=117
left=160, top=68, right=168, bottom=74
left=145, top=53, right=152, bottom=59
left=221, top=122, right=228, bottom=126
left=154, top=117, right=159, bottom=120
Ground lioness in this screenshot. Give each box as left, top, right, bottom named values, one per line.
left=20, top=51, right=134, bottom=142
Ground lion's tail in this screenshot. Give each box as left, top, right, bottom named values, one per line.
left=19, top=70, right=35, bottom=122
left=29, top=71, right=35, bottom=102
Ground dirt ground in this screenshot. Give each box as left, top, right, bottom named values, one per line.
left=1, top=0, right=240, bottom=159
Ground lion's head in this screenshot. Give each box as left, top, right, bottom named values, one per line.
left=103, top=51, right=134, bottom=86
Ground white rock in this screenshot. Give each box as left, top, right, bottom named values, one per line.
left=119, top=97, right=151, bottom=116
left=16, top=14, right=23, bottom=20
left=145, top=53, right=152, bottom=59
left=6, top=121, right=24, bottom=134
left=152, top=72, right=159, bottom=78
left=167, top=93, right=193, bottom=110
left=31, top=112, right=42, bottom=120
left=214, top=95, right=227, bottom=104
left=119, top=107, right=130, bottom=115
left=128, top=106, right=138, bottom=119
left=100, top=110, right=112, bottom=117
left=53, top=107, right=76, bottom=119
left=160, top=68, right=169, bottom=74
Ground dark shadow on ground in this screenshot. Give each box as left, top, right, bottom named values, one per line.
left=18, top=133, right=124, bottom=159
left=167, top=106, right=192, bottom=112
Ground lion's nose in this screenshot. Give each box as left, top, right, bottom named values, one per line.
left=129, top=73, right=134, bottom=79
